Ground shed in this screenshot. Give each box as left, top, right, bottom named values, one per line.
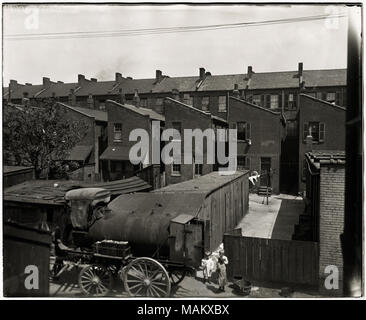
left=154, top=171, right=250, bottom=250
left=3, top=221, right=52, bottom=297
left=3, top=166, right=35, bottom=188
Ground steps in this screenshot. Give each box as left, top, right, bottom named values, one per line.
left=257, top=186, right=272, bottom=196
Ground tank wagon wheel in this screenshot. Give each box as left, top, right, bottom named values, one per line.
left=122, top=257, right=171, bottom=297
left=169, top=269, right=186, bottom=286
left=78, top=264, right=112, bottom=297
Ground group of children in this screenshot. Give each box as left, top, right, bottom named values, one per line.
left=200, top=249, right=228, bottom=292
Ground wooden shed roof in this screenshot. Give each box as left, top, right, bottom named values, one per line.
left=154, top=171, right=249, bottom=196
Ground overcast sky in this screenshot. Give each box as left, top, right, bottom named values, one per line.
left=3, top=4, right=351, bottom=85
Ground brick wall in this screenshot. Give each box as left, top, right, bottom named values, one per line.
left=318, top=164, right=345, bottom=296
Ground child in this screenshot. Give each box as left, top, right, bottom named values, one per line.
left=201, top=251, right=214, bottom=284
left=217, top=250, right=229, bottom=291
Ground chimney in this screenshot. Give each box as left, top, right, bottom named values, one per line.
left=90, top=78, right=97, bottom=82
left=119, top=88, right=126, bottom=104
left=115, top=72, right=123, bottom=83
left=69, top=88, right=76, bottom=106
left=172, top=89, right=180, bottom=100
left=43, top=77, right=51, bottom=87
left=133, top=89, right=140, bottom=107
left=247, top=66, right=254, bottom=78
left=298, top=62, right=303, bottom=84
left=305, top=133, right=313, bottom=153
left=87, top=93, right=94, bottom=109
left=199, top=67, right=206, bottom=81
left=78, top=74, right=86, bottom=85
left=233, top=84, right=240, bottom=98
left=156, top=70, right=163, bottom=83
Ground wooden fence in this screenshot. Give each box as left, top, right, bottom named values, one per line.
left=224, top=233, right=319, bottom=286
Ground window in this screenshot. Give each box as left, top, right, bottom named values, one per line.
left=316, top=92, right=323, bottom=100
left=237, top=156, right=250, bottom=171
left=237, top=122, right=251, bottom=141
left=172, top=122, right=182, bottom=140
left=140, top=99, right=147, bottom=107
left=303, top=122, right=325, bottom=143
left=113, top=123, right=122, bottom=142
left=326, top=92, right=336, bottom=103
left=183, top=94, right=193, bottom=106
left=218, top=96, right=227, bottom=112
left=195, top=163, right=203, bottom=176
left=201, top=96, right=209, bottom=111
left=111, top=161, right=124, bottom=173
left=286, top=93, right=296, bottom=109
left=156, top=98, right=163, bottom=106
left=252, top=95, right=261, bottom=106
left=270, top=95, right=279, bottom=109
left=172, top=163, right=181, bottom=176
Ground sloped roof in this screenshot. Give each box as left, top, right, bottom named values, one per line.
left=198, top=74, right=248, bottom=92
left=303, top=69, right=346, bottom=87
left=106, top=100, right=165, bottom=121
left=37, top=82, right=80, bottom=98
left=58, top=102, right=108, bottom=121
left=4, top=177, right=151, bottom=205
left=8, top=84, right=44, bottom=99
left=229, top=96, right=281, bottom=115
left=75, top=81, right=117, bottom=96
left=66, top=145, right=93, bottom=161
left=3, top=166, right=34, bottom=175
left=154, top=171, right=249, bottom=196
left=100, top=145, right=131, bottom=161
left=152, top=76, right=200, bottom=93
left=110, top=78, right=156, bottom=95
left=165, top=97, right=227, bottom=123
left=300, top=94, right=346, bottom=111
left=248, top=71, right=299, bottom=89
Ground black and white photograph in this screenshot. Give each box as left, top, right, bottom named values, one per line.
left=1, top=1, right=363, bottom=302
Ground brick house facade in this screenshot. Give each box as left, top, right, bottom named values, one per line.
left=298, top=94, right=346, bottom=192
left=100, top=100, right=165, bottom=182
left=228, top=96, right=284, bottom=194
left=163, top=97, right=228, bottom=185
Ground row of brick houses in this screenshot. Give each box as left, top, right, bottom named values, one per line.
left=3, top=63, right=346, bottom=193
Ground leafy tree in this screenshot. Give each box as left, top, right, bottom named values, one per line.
left=3, top=99, right=89, bottom=179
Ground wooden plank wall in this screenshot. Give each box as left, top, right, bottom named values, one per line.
left=224, top=234, right=319, bottom=286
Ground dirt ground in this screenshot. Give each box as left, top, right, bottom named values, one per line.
left=49, top=266, right=319, bottom=298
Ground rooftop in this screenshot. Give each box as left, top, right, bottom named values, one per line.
left=154, top=171, right=249, bottom=196
left=4, top=176, right=152, bottom=205
left=4, top=68, right=347, bottom=99
left=59, top=102, right=108, bottom=122
left=305, top=150, right=346, bottom=170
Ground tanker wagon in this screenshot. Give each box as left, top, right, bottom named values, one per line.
left=55, top=171, right=249, bottom=297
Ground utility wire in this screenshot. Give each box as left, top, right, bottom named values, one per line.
left=5, top=13, right=346, bottom=41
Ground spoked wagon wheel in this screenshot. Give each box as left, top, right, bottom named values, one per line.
left=78, top=264, right=112, bottom=296
left=122, top=257, right=171, bottom=297
left=169, top=269, right=186, bottom=286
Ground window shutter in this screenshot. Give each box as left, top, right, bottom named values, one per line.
left=322, top=92, right=327, bottom=101
left=285, top=94, right=289, bottom=108
left=336, top=92, right=341, bottom=105
left=278, top=94, right=282, bottom=109
left=246, top=123, right=251, bottom=140
left=303, top=123, right=309, bottom=141
left=261, top=95, right=265, bottom=107
left=246, top=157, right=251, bottom=170
left=319, top=122, right=325, bottom=142
left=266, top=95, right=271, bottom=108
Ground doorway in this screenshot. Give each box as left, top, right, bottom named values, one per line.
left=260, top=157, right=271, bottom=187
